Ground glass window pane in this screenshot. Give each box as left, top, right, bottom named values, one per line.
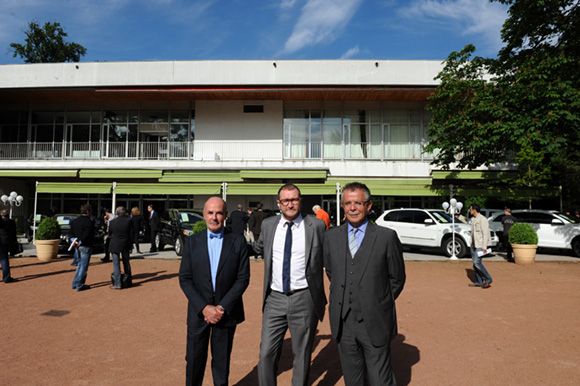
left=140, top=110, right=168, bottom=123
left=384, top=109, right=408, bottom=124
left=171, top=110, right=189, bottom=123
left=109, top=124, right=128, bottom=142
left=105, top=111, right=127, bottom=123
left=170, top=124, right=188, bottom=141
left=91, top=124, right=101, bottom=142
left=390, top=124, right=408, bottom=142
left=67, top=111, right=91, bottom=123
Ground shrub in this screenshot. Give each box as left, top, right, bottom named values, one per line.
left=508, top=222, right=538, bottom=245
left=192, top=220, right=207, bottom=234
left=36, top=217, right=61, bottom=240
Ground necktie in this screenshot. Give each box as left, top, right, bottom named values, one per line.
left=349, top=228, right=359, bottom=258
left=282, top=221, right=293, bottom=294
left=209, top=232, right=222, bottom=239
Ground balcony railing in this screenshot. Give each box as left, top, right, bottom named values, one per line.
left=0, top=140, right=435, bottom=161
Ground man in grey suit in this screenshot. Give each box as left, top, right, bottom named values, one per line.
left=323, top=182, right=406, bottom=386
left=253, top=183, right=327, bottom=386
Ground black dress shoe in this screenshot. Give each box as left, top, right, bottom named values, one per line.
left=4, top=277, right=18, bottom=283
left=76, top=284, right=91, bottom=292
left=149, top=249, right=157, bottom=253
left=100, top=257, right=110, bottom=262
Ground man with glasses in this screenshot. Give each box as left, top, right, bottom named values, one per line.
left=253, top=183, right=327, bottom=386
left=323, top=182, right=406, bottom=386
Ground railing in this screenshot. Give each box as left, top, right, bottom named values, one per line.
left=284, top=141, right=436, bottom=160
left=0, top=141, right=283, bottom=161
left=0, top=140, right=436, bottom=161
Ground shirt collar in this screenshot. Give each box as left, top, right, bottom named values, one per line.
left=348, top=219, right=369, bottom=233
left=281, top=213, right=303, bottom=227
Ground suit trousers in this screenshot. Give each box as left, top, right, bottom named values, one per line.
left=111, top=250, right=132, bottom=287
left=258, top=289, right=318, bottom=386
left=186, top=322, right=236, bottom=386
left=338, top=311, right=397, bottom=386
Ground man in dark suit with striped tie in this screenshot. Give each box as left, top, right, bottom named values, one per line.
left=323, top=182, right=406, bottom=386
left=253, top=183, right=327, bottom=386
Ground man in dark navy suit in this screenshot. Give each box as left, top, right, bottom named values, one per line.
left=179, top=197, right=250, bottom=386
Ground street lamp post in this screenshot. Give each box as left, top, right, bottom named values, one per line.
left=442, top=198, right=463, bottom=260
left=1, top=191, right=24, bottom=219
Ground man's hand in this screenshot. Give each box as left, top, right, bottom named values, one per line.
left=202, top=305, right=224, bottom=324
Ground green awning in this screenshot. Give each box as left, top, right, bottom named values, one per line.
left=226, top=183, right=282, bottom=195
left=240, top=170, right=327, bottom=180
left=36, top=182, right=112, bottom=194
left=0, top=170, right=78, bottom=177
left=159, top=171, right=243, bottom=183
left=432, top=171, right=517, bottom=180
left=115, top=183, right=221, bottom=195
left=79, top=169, right=163, bottom=179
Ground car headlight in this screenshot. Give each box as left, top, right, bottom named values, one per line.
left=183, top=229, right=193, bottom=236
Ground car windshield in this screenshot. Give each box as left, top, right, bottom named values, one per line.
left=555, top=212, right=579, bottom=224
left=55, top=215, right=77, bottom=226
left=428, top=210, right=453, bottom=223
left=178, top=212, right=203, bottom=224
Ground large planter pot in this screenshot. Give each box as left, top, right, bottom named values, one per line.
left=512, top=244, right=538, bottom=265
left=35, top=239, right=60, bottom=262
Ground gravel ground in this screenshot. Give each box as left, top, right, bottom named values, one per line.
left=2, top=253, right=579, bottom=385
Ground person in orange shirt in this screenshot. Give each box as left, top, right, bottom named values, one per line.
left=313, top=205, right=330, bottom=230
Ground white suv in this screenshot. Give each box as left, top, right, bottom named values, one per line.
left=488, top=210, right=580, bottom=256
left=376, top=208, right=498, bottom=258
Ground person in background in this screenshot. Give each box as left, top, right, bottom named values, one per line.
left=468, top=204, right=493, bottom=288
left=248, top=203, right=268, bottom=258
left=312, top=204, right=330, bottom=230
left=101, top=208, right=115, bottom=262
left=70, top=204, right=95, bottom=292
left=108, top=206, right=133, bottom=289
left=229, top=204, right=249, bottom=236
left=130, top=207, right=144, bottom=254
left=179, top=197, right=250, bottom=386
left=147, top=204, right=160, bottom=252
left=0, top=209, right=18, bottom=283
left=501, top=207, right=518, bottom=263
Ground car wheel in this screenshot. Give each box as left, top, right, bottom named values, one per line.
left=443, top=237, right=467, bottom=258
left=572, top=238, right=580, bottom=257
left=175, top=237, right=184, bottom=256
left=155, top=234, right=165, bottom=251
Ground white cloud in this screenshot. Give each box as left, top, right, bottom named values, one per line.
left=340, top=45, right=359, bottom=59
left=397, top=0, right=508, bottom=51
left=282, top=0, right=363, bottom=54
left=280, top=0, right=299, bottom=9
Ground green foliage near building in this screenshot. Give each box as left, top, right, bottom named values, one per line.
left=425, top=0, right=580, bottom=208
left=36, top=217, right=62, bottom=240
left=10, top=21, right=87, bottom=63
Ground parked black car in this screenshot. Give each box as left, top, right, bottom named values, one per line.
left=55, top=213, right=106, bottom=253
left=155, top=209, right=204, bottom=256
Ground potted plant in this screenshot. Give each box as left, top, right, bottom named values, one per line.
left=508, top=222, right=539, bottom=265
left=35, top=217, right=62, bottom=262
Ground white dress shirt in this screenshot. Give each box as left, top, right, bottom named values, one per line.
left=270, top=214, right=308, bottom=293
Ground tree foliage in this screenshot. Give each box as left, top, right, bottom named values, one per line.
left=425, top=0, right=580, bottom=207
left=10, top=21, right=87, bottom=63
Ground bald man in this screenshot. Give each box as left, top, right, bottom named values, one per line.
left=179, top=197, right=250, bottom=386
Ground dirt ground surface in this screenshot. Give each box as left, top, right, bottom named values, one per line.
left=2, top=254, right=580, bottom=386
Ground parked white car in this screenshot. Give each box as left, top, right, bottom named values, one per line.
left=376, top=208, right=498, bottom=258
left=488, top=210, right=580, bottom=257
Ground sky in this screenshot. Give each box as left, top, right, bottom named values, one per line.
left=0, top=0, right=510, bottom=64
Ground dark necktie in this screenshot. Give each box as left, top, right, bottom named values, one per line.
left=283, top=221, right=293, bottom=294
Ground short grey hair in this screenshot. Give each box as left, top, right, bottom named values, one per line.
left=115, top=206, right=127, bottom=216
left=312, top=205, right=321, bottom=212
left=341, top=182, right=371, bottom=203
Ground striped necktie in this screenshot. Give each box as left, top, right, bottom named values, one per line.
left=349, top=228, right=359, bottom=258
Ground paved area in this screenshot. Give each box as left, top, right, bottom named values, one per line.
left=3, top=239, right=579, bottom=385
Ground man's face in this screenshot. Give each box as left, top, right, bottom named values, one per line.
left=278, top=187, right=301, bottom=222
left=147, top=205, right=153, bottom=212
left=203, top=197, right=227, bottom=233
left=342, top=188, right=372, bottom=227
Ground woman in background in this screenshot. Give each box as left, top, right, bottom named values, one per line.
left=130, top=207, right=144, bottom=254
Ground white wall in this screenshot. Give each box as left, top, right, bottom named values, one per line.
left=196, top=100, right=283, bottom=141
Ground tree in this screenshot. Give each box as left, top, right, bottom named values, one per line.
left=10, top=21, right=87, bottom=63
left=425, top=0, right=580, bottom=208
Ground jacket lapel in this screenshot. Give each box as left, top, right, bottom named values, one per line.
left=303, top=216, right=314, bottom=267
left=216, top=231, right=233, bottom=277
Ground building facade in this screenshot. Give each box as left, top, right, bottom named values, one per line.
left=0, top=60, right=504, bottom=229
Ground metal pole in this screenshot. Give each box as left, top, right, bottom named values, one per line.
left=33, top=182, right=39, bottom=244
left=112, top=182, right=117, bottom=212
left=336, top=183, right=341, bottom=227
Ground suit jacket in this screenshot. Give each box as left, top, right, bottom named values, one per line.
left=70, top=215, right=95, bottom=247
left=148, top=211, right=160, bottom=233
left=179, top=230, right=250, bottom=327
left=228, top=210, right=248, bottom=234
left=323, top=222, right=406, bottom=346
left=253, top=215, right=327, bottom=321
left=108, top=215, right=134, bottom=254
